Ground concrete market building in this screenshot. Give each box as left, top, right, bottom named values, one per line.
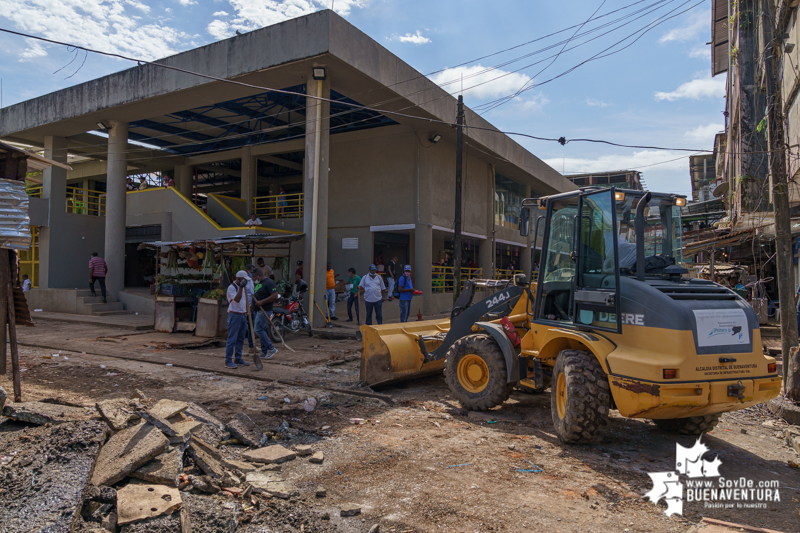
left=0, top=10, right=574, bottom=323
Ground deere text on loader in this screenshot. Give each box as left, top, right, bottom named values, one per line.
left=360, top=188, right=781, bottom=443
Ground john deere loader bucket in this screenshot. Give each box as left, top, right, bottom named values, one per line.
left=360, top=319, right=451, bottom=387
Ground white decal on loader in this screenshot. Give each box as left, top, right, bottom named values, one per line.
left=485, top=291, right=510, bottom=309
left=596, top=313, right=644, bottom=325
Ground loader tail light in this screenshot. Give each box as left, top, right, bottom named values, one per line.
left=663, top=369, right=678, bottom=379
left=768, top=363, right=777, bottom=374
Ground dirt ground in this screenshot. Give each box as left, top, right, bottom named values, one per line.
left=3, top=317, right=800, bottom=533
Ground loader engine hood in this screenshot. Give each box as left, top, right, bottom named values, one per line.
left=617, top=276, right=757, bottom=355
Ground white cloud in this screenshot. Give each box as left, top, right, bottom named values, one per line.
left=689, top=46, right=711, bottom=60
left=546, top=150, right=689, bottom=175
left=659, top=11, right=709, bottom=43
left=207, top=19, right=231, bottom=40
left=685, top=123, right=721, bottom=143
left=212, top=10, right=228, bottom=16
left=429, top=64, right=533, bottom=100
left=19, top=38, right=47, bottom=62
left=207, top=0, right=367, bottom=39
left=0, top=0, right=187, bottom=62
left=585, top=98, right=610, bottom=107
left=654, top=74, right=726, bottom=101
left=395, top=30, right=430, bottom=45
left=178, top=0, right=196, bottom=5
left=126, top=0, right=150, bottom=13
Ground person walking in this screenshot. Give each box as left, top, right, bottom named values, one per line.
left=386, top=257, right=397, bottom=301
left=397, top=265, right=415, bottom=323
left=244, top=264, right=256, bottom=349
left=277, top=186, right=287, bottom=217
left=253, top=266, right=279, bottom=360
left=346, top=267, right=361, bottom=324
left=21, top=274, right=31, bottom=293
left=88, top=252, right=108, bottom=303
left=326, top=262, right=338, bottom=320
left=225, top=270, right=251, bottom=368
left=359, top=264, right=386, bottom=325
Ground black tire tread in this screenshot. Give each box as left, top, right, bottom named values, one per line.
left=652, top=414, right=721, bottom=435
left=551, top=349, right=610, bottom=444
left=445, top=334, right=513, bottom=411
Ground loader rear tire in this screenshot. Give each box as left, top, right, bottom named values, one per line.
left=551, top=349, right=610, bottom=444
left=445, top=334, right=512, bottom=411
left=652, top=414, right=721, bottom=435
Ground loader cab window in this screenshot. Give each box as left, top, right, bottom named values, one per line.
left=538, top=196, right=579, bottom=322
left=616, top=194, right=684, bottom=274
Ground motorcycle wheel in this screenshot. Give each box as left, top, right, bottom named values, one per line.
left=267, top=318, right=283, bottom=343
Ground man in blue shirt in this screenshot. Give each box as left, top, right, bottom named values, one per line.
left=397, top=264, right=415, bottom=323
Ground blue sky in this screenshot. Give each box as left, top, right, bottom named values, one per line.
left=0, top=0, right=722, bottom=195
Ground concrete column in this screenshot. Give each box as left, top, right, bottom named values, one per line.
left=160, top=212, right=172, bottom=241
left=479, top=165, right=495, bottom=279
left=415, top=223, right=433, bottom=316
left=39, top=136, right=68, bottom=289
left=175, top=165, right=193, bottom=199
left=104, top=120, right=128, bottom=299
left=521, top=184, right=532, bottom=279
left=303, top=72, right=331, bottom=327
left=240, top=147, right=256, bottom=217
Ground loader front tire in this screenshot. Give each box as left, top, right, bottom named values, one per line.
left=551, top=349, right=610, bottom=444
left=652, top=414, right=721, bottom=435
left=445, top=334, right=512, bottom=411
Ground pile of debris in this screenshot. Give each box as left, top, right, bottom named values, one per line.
left=0, top=393, right=334, bottom=532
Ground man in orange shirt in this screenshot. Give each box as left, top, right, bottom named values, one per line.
left=326, top=262, right=338, bottom=320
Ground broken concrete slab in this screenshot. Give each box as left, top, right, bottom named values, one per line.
left=137, top=410, right=179, bottom=437
left=91, top=422, right=170, bottom=486
left=116, top=483, right=181, bottom=526
left=245, top=471, right=282, bottom=493
left=768, top=398, right=800, bottom=426
left=225, top=418, right=260, bottom=447
left=316, top=486, right=327, bottom=497
left=294, top=444, right=313, bottom=456
left=309, top=451, right=324, bottom=464
left=184, top=402, right=224, bottom=429
left=2, top=401, right=93, bottom=425
left=130, top=446, right=184, bottom=486
left=256, top=463, right=282, bottom=472
left=340, top=504, right=361, bottom=517
left=149, top=399, right=189, bottom=420
left=190, top=475, right=220, bottom=494
left=171, top=420, right=203, bottom=442
left=85, top=485, right=118, bottom=504
left=784, top=427, right=800, bottom=455
left=96, top=398, right=138, bottom=431
left=0, top=420, right=106, bottom=532
left=263, top=481, right=299, bottom=499
left=189, top=443, right=226, bottom=478
left=243, top=444, right=296, bottom=464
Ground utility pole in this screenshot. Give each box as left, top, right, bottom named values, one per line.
left=761, top=0, right=800, bottom=400
left=453, top=95, right=464, bottom=300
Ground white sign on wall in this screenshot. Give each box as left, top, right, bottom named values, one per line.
left=342, top=238, right=358, bottom=250
left=692, top=309, right=750, bottom=347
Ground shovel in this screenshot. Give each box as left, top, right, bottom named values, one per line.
left=258, top=307, right=295, bottom=353
left=245, top=297, right=262, bottom=371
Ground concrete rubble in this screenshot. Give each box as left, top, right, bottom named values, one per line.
left=1, top=393, right=334, bottom=532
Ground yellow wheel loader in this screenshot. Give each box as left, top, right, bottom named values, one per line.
left=360, top=188, right=782, bottom=443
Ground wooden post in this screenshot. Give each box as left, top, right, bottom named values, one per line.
left=1, top=250, right=21, bottom=401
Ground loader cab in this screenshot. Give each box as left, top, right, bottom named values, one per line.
left=520, top=188, right=686, bottom=334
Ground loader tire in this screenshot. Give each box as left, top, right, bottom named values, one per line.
left=652, top=414, right=721, bottom=435
left=551, top=349, right=610, bottom=444
left=445, top=334, right=512, bottom=411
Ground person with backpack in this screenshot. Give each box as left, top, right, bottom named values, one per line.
left=397, top=264, right=416, bottom=323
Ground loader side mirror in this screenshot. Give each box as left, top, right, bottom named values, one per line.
left=518, top=207, right=531, bottom=236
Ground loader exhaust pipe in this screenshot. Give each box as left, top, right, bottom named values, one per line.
left=635, top=192, right=652, bottom=282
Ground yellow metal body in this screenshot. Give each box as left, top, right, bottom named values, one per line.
left=361, top=279, right=782, bottom=420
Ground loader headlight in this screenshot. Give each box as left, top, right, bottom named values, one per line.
left=674, top=197, right=686, bottom=207
left=614, top=191, right=625, bottom=201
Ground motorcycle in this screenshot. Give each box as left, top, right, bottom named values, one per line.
left=268, top=281, right=312, bottom=342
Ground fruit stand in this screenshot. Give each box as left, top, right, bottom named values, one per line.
left=138, top=234, right=303, bottom=337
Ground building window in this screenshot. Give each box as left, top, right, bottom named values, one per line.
left=495, top=174, right=524, bottom=229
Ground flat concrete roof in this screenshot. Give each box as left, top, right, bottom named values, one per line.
left=0, top=10, right=574, bottom=194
